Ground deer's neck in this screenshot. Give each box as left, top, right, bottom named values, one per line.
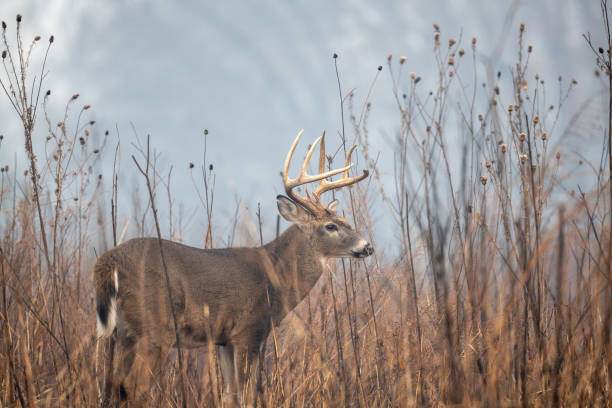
left=263, top=225, right=325, bottom=318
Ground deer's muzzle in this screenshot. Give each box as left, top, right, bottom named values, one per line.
left=352, top=242, right=373, bottom=258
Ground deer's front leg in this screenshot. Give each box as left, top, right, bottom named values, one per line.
left=217, top=344, right=239, bottom=406
left=233, top=344, right=261, bottom=408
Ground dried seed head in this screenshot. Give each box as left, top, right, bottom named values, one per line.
left=558, top=75, right=562, bottom=81
left=84, top=129, right=89, bottom=136
left=556, top=151, right=560, bottom=160
left=400, top=56, right=406, bottom=64
left=83, top=104, right=91, bottom=110
left=46, top=135, right=51, bottom=141
left=527, top=45, right=532, bottom=53
left=57, top=121, right=63, bottom=127
left=415, top=76, right=421, bottom=84
left=387, top=53, right=392, bottom=61
left=24, top=170, right=28, bottom=176
left=449, top=38, right=456, bottom=47
left=46, top=90, right=51, bottom=96
left=599, top=47, right=605, bottom=54
left=34, top=35, right=40, bottom=41
left=449, top=71, right=453, bottom=77
left=478, top=114, right=483, bottom=121
left=520, top=23, right=525, bottom=32
left=459, top=48, right=464, bottom=56
left=520, top=154, right=528, bottom=163
left=578, top=159, right=583, bottom=165
left=501, top=144, right=507, bottom=153
left=434, top=31, right=440, bottom=41
left=1, top=50, right=6, bottom=59
left=93, top=149, right=100, bottom=154
left=533, top=115, right=539, bottom=124
left=494, top=85, right=500, bottom=95
left=595, top=69, right=601, bottom=77
left=189, top=162, right=194, bottom=169
left=16, top=14, right=22, bottom=23
left=433, top=23, right=440, bottom=31
left=520, top=132, right=526, bottom=141
left=480, top=176, right=488, bottom=185
left=79, top=137, right=85, bottom=145
left=491, top=97, right=497, bottom=106
left=535, top=73, right=539, bottom=80
left=541, top=132, right=547, bottom=140
left=71, top=93, right=79, bottom=100
left=572, top=78, right=577, bottom=85
left=89, top=120, right=95, bottom=125
left=333, top=53, right=338, bottom=59
left=204, top=129, right=209, bottom=135
left=1, top=21, right=6, bottom=29
left=508, top=104, right=513, bottom=112
left=377, top=65, right=382, bottom=71
left=448, top=56, right=454, bottom=65
left=49, top=35, right=54, bottom=43
left=209, top=164, right=214, bottom=171
left=0, top=135, right=3, bottom=140
left=485, top=160, right=491, bottom=169
left=472, top=37, right=477, bottom=45
left=410, top=72, right=416, bottom=79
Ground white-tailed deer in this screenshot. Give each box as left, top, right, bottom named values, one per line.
left=94, top=130, right=372, bottom=406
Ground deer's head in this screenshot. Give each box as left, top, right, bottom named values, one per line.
left=277, top=130, right=373, bottom=259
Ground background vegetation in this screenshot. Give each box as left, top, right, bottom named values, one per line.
left=0, top=3, right=611, bottom=407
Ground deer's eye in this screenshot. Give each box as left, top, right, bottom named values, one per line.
left=325, top=224, right=338, bottom=231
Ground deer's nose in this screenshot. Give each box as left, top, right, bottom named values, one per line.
left=353, top=242, right=373, bottom=258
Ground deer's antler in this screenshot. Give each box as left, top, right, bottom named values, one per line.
left=282, top=129, right=369, bottom=217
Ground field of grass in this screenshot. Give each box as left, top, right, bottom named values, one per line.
left=1, top=6, right=611, bottom=408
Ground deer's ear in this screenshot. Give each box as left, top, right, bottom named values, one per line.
left=277, top=195, right=313, bottom=224
left=327, top=199, right=339, bottom=213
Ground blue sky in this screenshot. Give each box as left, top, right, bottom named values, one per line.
left=0, top=0, right=604, bottom=250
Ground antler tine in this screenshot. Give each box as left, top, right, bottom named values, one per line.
left=312, top=144, right=369, bottom=202
left=283, top=129, right=304, bottom=186
left=318, top=131, right=326, bottom=174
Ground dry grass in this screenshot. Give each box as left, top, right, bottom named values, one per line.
left=1, top=6, right=611, bottom=408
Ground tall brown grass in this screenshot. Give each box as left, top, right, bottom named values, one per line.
left=1, top=6, right=611, bottom=408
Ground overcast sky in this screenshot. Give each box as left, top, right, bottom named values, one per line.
left=0, top=0, right=604, bottom=250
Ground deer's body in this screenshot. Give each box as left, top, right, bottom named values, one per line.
left=95, top=130, right=372, bottom=406
left=95, top=225, right=326, bottom=351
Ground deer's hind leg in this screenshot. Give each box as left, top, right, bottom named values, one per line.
left=113, top=335, right=170, bottom=406
left=111, top=335, right=137, bottom=405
